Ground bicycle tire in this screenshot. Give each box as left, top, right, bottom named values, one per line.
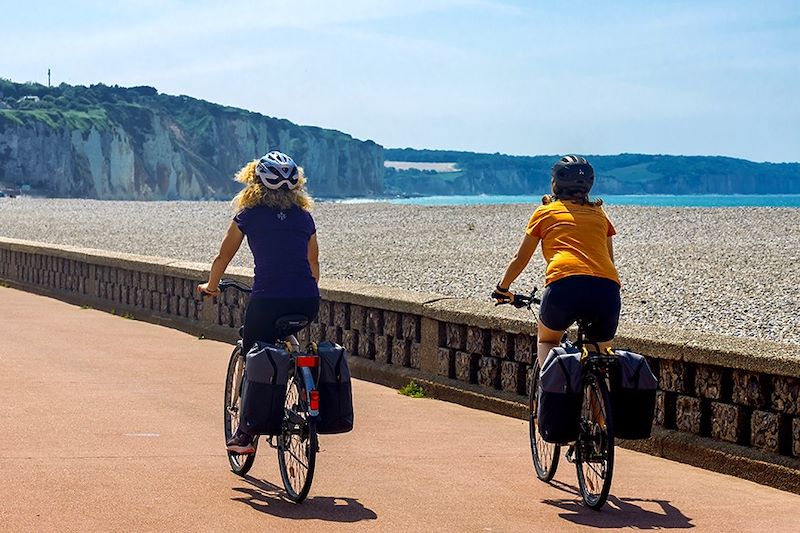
left=224, top=345, right=258, bottom=475
left=277, top=373, right=317, bottom=502
left=529, top=360, right=560, bottom=481
left=575, top=372, right=615, bottom=510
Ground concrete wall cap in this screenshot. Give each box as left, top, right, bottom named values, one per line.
left=319, top=278, right=444, bottom=315
left=422, top=298, right=537, bottom=335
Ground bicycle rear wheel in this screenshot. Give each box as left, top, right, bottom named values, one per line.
left=277, top=374, right=317, bottom=502
left=224, top=345, right=258, bottom=475
left=575, top=372, right=614, bottom=510
left=529, top=360, right=560, bottom=481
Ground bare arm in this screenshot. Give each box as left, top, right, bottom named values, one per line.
left=198, top=221, right=245, bottom=295
left=607, top=237, right=615, bottom=264
left=308, top=233, right=320, bottom=282
left=499, top=232, right=540, bottom=290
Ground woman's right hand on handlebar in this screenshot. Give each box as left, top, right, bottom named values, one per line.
left=492, top=284, right=514, bottom=304
left=197, top=282, right=221, bottom=297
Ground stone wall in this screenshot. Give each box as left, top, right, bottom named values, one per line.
left=1, top=237, right=799, bottom=491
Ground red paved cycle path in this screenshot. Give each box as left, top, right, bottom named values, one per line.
left=0, top=287, right=798, bottom=532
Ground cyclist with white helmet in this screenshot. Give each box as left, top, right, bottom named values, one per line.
left=199, top=151, right=320, bottom=454
left=493, top=155, right=621, bottom=366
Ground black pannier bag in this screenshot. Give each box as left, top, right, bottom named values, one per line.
left=537, top=346, right=584, bottom=444
left=611, top=350, right=658, bottom=439
left=316, top=341, right=354, bottom=434
left=240, top=342, right=291, bottom=436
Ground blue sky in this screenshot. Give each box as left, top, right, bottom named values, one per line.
left=1, top=0, right=798, bottom=162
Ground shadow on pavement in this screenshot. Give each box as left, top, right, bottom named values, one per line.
left=231, top=476, right=378, bottom=523
left=542, top=481, right=694, bottom=529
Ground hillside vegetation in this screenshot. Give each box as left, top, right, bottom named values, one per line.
left=384, top=148, right=800, bottom=195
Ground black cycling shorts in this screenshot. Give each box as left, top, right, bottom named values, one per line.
left=539, top=275, right=621, bottom=342
left=242, top=297, right=320, bottom=354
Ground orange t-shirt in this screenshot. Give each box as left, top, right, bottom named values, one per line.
left=526, top=200, right=620, bottom=286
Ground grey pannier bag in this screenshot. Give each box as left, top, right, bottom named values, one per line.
left=610, top=350, right=658, bottom=439
left=316, top=341, right=354, bottom=434
left=537, top=346, right=583, bottom=443
left=240, top=342, right=291, bottom=436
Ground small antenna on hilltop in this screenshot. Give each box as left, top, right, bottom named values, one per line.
left=47, top=69, right=51, bottom=87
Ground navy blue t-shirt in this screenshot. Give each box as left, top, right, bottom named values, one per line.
left=233, top=205, right=319, bottom=299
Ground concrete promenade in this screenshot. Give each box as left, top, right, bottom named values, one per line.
left=1, top=286, right=798, bottom=532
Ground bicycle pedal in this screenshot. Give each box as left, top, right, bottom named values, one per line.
left=565, top=444, right=576, bottom=463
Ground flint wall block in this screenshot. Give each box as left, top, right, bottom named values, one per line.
left=660, top=360, right=690, bottom=394
left=501, top=361, right=524, bottom=394
left=309, top=323, right=324, bottom=342
left=402, top=314, right=419, bottom=341
left=437, top=348, right=455, bottom=378
left=445, top=323, right=466, bottom=351
left=350, top=305, right=365, bottom=331
left=695, top=365, right=725, bottom=400
left=710, top=402, right=747, bottom=443
left=478, top=356, right=500, bottom=389
left=383, top=311, right=401, bottom=338
left=318, top=300, right=332, bottom=326
left=490, top=331, right=511, bottom=360
left=409, top=342, right=421, bottom=369
left=751, top=410, right=781, bottom=453
left=334, top=303, right=349, bottom=329
left=343, top=329, right=359, bottom=357
left=732, top=370, right=768, bottom=408
left=676, top=395, right=702, bottom=435
left=455, top=351, right=478, bottom=383
left=771, top=376, right=800, bottom=415
left=375, top=335, right=391, bottom=364
left=514, top=334, right=534, bottom=365
left=466, top=326, right=487, bottom=355
left=793, top=418, right=800, bottom=458
left=656, top=391, right=677, bottom=429
left=366, top=308, right=383, bottom=336
left=393, top=339, right=410, bottom=367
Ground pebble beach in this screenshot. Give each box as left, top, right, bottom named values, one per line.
left=1, top=198, right=799, bottom=346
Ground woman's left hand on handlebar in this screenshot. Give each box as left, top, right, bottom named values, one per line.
left=197, top=282, right=220, bottom=296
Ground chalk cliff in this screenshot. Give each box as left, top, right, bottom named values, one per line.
left=0, top=81, right=383, bottom=199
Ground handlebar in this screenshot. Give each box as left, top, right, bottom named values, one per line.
left=217, top=279, right=252, bottom=294
left=493, top=288, right=541, bottom=310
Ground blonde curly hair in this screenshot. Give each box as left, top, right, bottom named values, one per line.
left=231, top=160, right=314, bottom=212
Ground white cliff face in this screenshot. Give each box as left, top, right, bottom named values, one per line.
left=108, top=127, right=136, bottom=197
left=0, top=103, right=384, bottom=199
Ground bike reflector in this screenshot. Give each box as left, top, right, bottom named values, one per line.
left=310, top=390, right=320, bottom=411
left=296, top=355, right=319, bottom=368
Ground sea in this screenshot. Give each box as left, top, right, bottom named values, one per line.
left=338, top=194, right=800, bottom=208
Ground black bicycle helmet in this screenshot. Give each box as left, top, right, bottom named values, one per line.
left=551, top=154, right=594, bottom=195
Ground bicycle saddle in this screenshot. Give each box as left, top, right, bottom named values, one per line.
left=274, top=314, right=310, bottom=338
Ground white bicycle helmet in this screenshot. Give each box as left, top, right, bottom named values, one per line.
left=255, top=151, right=300, bottom=190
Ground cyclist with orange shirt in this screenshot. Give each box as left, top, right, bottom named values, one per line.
left=493, top=155, right=620, bottom=366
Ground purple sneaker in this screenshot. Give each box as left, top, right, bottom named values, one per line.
left=226, top=430, right=255, bottom=454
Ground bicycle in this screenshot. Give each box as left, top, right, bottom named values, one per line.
left=497, top=288, right=617, bottom=510
left=218, top=279, right=320, bottom=503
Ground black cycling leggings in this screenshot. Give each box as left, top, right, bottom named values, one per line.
left=242, top=297, right=320, bottom=355
left=539, top=275, right=621, bottom=342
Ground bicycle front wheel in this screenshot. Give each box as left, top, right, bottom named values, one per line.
left=529, top=360, right=560, bottom=481
left=277, top=375, right=318, bottom=503
left=575, top=372, right=614, bottom=510
left=224, top=345, right=257, bottom=475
